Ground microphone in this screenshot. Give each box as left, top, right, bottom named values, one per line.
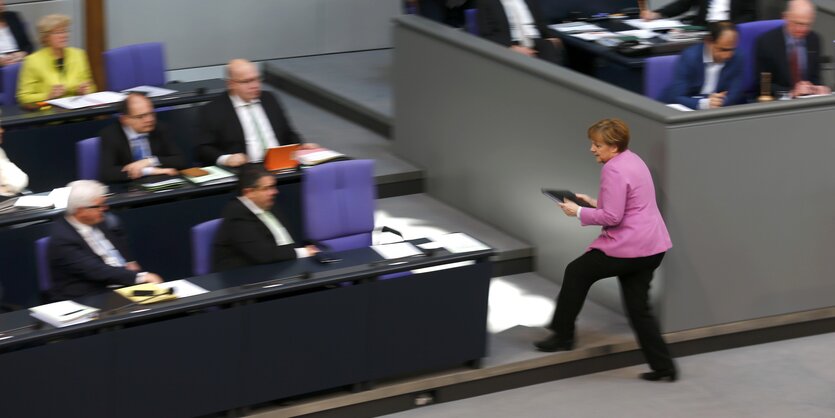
left=381, top=226, right=403, bottom=238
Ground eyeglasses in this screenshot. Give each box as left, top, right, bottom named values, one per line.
left=126, top=112, right=155, bottom=120
left=230, top=77, right=262, bottom=84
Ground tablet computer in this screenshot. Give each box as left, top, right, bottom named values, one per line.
left=541, top=189, right=592, bottom=207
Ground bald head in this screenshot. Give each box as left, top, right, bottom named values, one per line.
left=784, top=0, right=815, bottom=39
left=226, top=59, right=262, bottom=102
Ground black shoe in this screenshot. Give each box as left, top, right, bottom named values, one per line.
left=640, top=370, right=678, bottom=382
left=534, top=335, right=574, bottom=352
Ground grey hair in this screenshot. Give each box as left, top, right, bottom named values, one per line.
left=66, top=180, right=108, bottom=214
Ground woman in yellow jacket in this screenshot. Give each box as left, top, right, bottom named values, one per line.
left=16, top=14, right=95, bottom=104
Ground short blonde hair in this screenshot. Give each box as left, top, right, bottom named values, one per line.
left=587, top=118, right=630, bottom=152
left=37, top=14, right=71, bottom=47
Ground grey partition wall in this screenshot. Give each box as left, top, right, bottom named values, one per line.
left=392, top=16, right=835, bottom=332
left=105, top=0, right=401, bottom=69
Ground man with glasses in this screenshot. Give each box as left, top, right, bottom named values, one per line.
left=99, top=93, right=186, bottom=182
left=48, top=180, right=163, bottom=300
left=664, top=21, right=745, bottom=109
left=756, top=0, right=831, bottom=98
left=213, top=164, right=318, bottom=272
left=196, top=59, right=305, bottom=168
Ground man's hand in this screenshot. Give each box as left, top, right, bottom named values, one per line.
left=125, top=261, right=142, bottom=272
left=640, top=10, right=660, bottom=20
left=708, top=91, right=727, bottom=108
left=305, top=245, right=320, bottom=257
left=299, top=142, right=320, bottom=150
left=792, top=81, right=815, bottom=97
left=122, top=159, right=153, bottom=179
left=813, top=85, right=832, bottom=95
left=149, top=167, right=178, bottom=176
left=225, top=153, right=247, bottom=167
left=510, top=45, right=536, bottom=57
left=140, top=272, right=164, bottom=284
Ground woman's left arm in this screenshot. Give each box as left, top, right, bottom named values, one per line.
left=579, top=165, right=627, bottom=227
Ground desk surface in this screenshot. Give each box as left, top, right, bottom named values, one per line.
left=0, top=240, right=493, bottom=350
left=0, top=79, right=226, bottom=129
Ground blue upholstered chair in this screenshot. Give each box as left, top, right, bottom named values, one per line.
left=0, top=62, right=21, bottom=105
left=302, top=160, right=376, bottom=252
left=643, top=55, right=680, bottom=101
left=34, top=237, right=53, bottom=297
left=465, top=9, right=479, bottom=35
left=103, top=43, right=166, bottom=91
left=76, top=137, right=101, bottom=180
left=190, top=218, right=223, bottom=276
left=737, top=20, right=784, bottom=97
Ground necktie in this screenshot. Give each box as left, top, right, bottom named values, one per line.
left=789, top=42, right=800, bottom=86
left=90, top=227, right=126, bottom=267
left=130, top=134, right=150, bottom=161
left=246, top=104, right=269, bottom=154
left=256, top=211, right=293, bottom=246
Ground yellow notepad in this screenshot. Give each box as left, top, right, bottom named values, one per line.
left=115, top=283, right=177, bottom=304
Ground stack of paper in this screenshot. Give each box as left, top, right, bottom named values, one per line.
left=122, top=85, right=178, bottom=98
left=549, top=22, right=605, bottom=33
left=295, top=148, right=346, bottom=166
left=47, top=91, right=127, bottom=109
left=624, top=18, right=686, bottom=30
left=13, top=195, right=54, bottom=209
left=140, top=178, right=187, bottom=192
left=372, top=242, right=423, bottom=259
left=431, top=233, right=490, bottom=254
left=29, top=300, right=99, bottom=328
left=181, top=166, right=236, bottom=185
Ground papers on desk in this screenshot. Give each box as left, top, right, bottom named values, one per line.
left=13, top=195, right=53, bottom=208
left=615, top=29, right=658, bottom=40
left=47, top=91, right=127, bottom=109
left=549, top=22, right=604, bottom=33
left=372, top=242, right=423, bottom=259
left=122, top=85, right=178, bottom=98
left=430, top=232, right=490, bottom=254
left=666, top=104, right=694, bottom=112
left=295, top=148, right=346, bottom=166
left=181, top=166, right=236, bottom=185
left=140, top=178, right=187, bottom=192
left=29, top=300, right=99, bottom=328
left=158, top=280, right=209, bottom=298
left=572, top=31, right=616, bottom=41
left=115, top=283, right=177, bottom=304
left=624, top=18, right=687, bottom=30
left=48, top=187, right=71, bottom=209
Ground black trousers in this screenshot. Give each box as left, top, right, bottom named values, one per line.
left=549, top=249, right=675, bottom=372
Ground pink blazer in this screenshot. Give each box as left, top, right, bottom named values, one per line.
left=579, top=150, right=672, bottom=258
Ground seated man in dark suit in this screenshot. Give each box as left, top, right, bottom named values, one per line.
left=196, top=59, right=310, bottom=168
left=664, top=21, right=745, bottom=109
left=755, top=0, right=831, bottom=98
left=213, top=164, right=318, bottom=272
left=641, top=0, right=756, bottom=26
left=476, top=0, right=563, bottom=64
left=48, top=180, right=163, bottom=300
left=99, top=93, right=187, bottom=183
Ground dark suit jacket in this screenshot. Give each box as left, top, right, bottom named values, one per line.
left=664, top=43, right=746, bottom=109
left=48, top=216, right=137, bottom=300
left=476, top=0, right=551, bottom=47
left=1, top=11, right=34, bottom=54
left=195, top=91, right=301, bottom=166
left=98, top=122, right=187, bottom=183
left=755, top=26, right=822, bottom=95
left=656, top=0, right=756, bottom=26
left=212, top=198, right=299, bottom=272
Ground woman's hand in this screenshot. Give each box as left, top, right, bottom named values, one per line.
left=558, top=199, right=579, bottom=217
left=574, top=193, right=597, bottom=208
left=48, top=84, right=66, bottom=99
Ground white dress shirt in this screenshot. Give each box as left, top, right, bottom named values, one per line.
left=499, top=0, right=540, bottom=48
left=0, top=26, right=18, bottom=54
left=706, top=0, right=731, bottom=22
left=698, top=46, right=725, bottom=109
left=238, top=197, right=309, bottom=258
left=0, top=147, right=28, bottom=196
left=218, top=94, right=280, bottom=165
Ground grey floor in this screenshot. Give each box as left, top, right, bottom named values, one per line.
left=385, top=331, right=835, bottom=418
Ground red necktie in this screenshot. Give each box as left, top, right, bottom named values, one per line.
left=789, top=43, right=800, bottom=86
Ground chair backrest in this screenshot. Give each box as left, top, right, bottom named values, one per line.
left=644, top=54, right=680, bottom=101
left=103, top=42, right=166, bottom=91
left=302, top=160, right=376, bottom=252
left=737, top=20, right=784, bottom=96
left=35, top=237, right=52, bottom=294
left=464, top=9, right=479, bottom=35
left=1, top=62, right=22, bottom=106
left=191, top=218, right=223, bottom=276
left=76, top=137, right=101, bottom=180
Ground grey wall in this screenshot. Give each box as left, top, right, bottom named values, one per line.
left=105, top=0, right=401, bottom=70
left=392, top=16, right=835, bottom=332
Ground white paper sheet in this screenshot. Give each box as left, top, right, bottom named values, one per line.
left=624, top=18, right=686, bottom=30
left=431, top=233, right=490, bottom=254
left=158, top=279, right=209, bottom=298
left=122, top=85, right=178, bottom=98
left=372, top=242, right=423, bottom=259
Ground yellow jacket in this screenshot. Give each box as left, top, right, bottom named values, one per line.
left=16, top=47, right=96, bottom=104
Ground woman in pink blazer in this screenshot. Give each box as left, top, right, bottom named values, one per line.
left=535, top=119, right=677, bottom=382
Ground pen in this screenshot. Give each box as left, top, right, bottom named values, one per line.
left=61, top=308, right=84, bottom=316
